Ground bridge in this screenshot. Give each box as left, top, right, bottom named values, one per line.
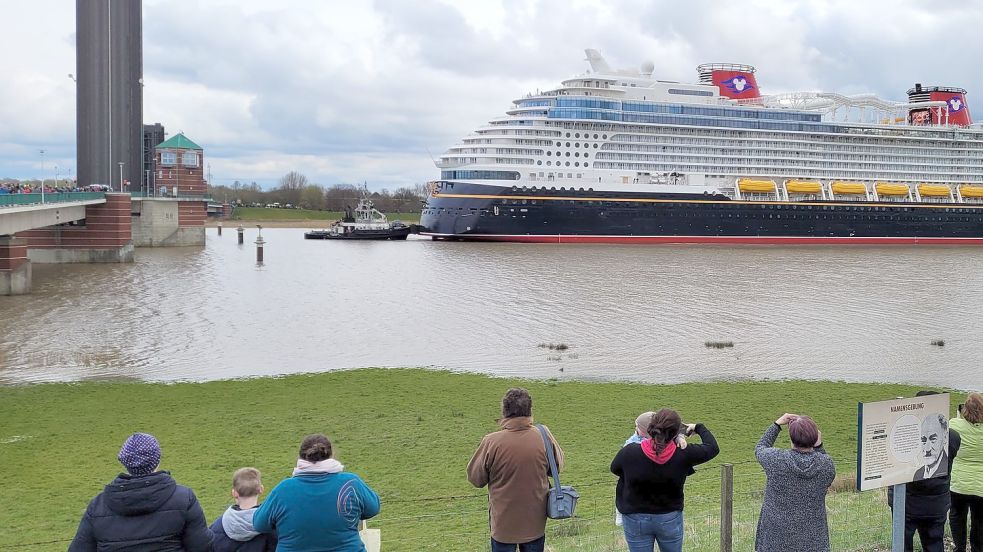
left=0, top=192, right=212, bottom=295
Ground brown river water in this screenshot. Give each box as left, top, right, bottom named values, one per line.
left=0, top=228, right=980, bottom=388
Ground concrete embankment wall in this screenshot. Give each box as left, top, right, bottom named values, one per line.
left=131, top=199, right=206, bottom=247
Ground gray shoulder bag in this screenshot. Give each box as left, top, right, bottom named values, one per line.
left=536, top=424, right=579, bottom=519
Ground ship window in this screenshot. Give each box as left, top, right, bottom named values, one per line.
left=546, top=161, right=551, bottom=166
left=575, top=143, right=580, bottom=148
left=565, top=152, right=570, bottom=157
left=594, top=134, right=599, bottom=139
left=566, top=133, right=571, bottom=137
left=575, top=152, right=580, bottom=157
left=568, top=173, right=573, bottom=178
left=584, top=153, right=589, bottom=158
left=546, top=151, right=551, bottom=156
left=537, top=161, right=542, bottom=165
left=575, top=162, right=580, bottom=167
left=575, top=133, right=581, bottom=138
left=593, top=144, right=598, bottom=148
left=565, top=162, right=570, bottom=166
left=556, top=142, right=562, bottom=146
left=566, top=142, right=571, bottom=147
left=584, top=163, right=589, bottom=167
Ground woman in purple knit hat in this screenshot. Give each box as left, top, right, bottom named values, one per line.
left=68, top=432, right=213, bottom=551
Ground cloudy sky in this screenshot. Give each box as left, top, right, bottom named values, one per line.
left=3, top=0, right=983, bottom=189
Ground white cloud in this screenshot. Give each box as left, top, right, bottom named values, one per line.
left=4, top=0, right=983, bottom=187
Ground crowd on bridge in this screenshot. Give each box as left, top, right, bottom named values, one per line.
left=0, top=182, right=93, bottom=195
left=65, top=389, right=983, bottom=552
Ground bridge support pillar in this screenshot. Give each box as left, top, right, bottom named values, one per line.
left=0, top=236, right=31, bottom=295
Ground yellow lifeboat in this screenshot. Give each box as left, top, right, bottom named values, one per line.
left=785, top=180, right=822, bottom=194
left=738, top=178, right=777, bottom=193
left=875, top=182, right=910, bottom=196
left=918, top=184, right=952, bottom=197
left=831, top=181, right=867, bottom=195
left=960, top=185, right=983, bottom=198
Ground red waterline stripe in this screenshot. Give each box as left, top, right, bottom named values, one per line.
left=420, top=233, right=983, bottom=245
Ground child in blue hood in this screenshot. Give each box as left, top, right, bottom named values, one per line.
left=210, top=468, right=277, bottom=552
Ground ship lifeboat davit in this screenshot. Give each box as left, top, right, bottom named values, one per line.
left=831, top=181, right=867, bottom=195
left=918, top=184, right=952, bottom=197
left=960, top=185, right=983, bottom=198
left=875, top=182, right=910, bottom=196
left=785, top=180, right=822, bottom=194
left=738, top=178, right=777, bottom=193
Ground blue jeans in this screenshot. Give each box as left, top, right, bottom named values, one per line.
left=623, top=511, right=684, bottom=552
left=490, top=535, right=545, bottom=552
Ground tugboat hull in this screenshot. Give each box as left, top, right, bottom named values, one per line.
left=304, top=227, right=411, bottom=240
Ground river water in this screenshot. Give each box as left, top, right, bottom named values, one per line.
left=0, top=228, right=980, bottom=388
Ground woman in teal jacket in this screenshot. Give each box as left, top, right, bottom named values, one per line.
left=950, top=393, right=983, bottom=552
left=254, top=434, right=380, bottom=551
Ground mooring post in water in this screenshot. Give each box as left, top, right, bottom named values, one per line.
left=255, top=225, right=264, bottom=264
left=217, top=222, right=222, bottom=236
left=237, top=226, right=245, bottom=245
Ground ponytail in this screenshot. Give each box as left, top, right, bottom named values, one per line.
left=648, top=408, right=682, bottom=454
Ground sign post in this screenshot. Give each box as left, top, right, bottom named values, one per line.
left=857, top=394, right=950, bottom=552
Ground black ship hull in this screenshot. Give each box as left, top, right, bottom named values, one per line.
left=419, top=181, right=983, bottom=245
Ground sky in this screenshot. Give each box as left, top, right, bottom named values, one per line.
left=3, top=0, right=983, bottom=189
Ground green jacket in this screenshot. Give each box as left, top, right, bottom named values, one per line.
left=950, top=417, right=983, bottom=496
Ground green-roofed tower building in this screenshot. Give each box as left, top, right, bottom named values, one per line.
left=154, top=132, right=207, bottom=196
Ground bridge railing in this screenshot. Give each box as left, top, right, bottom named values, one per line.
left=131, top=192, right=214, bottom=201
left=0, top=192, right=106, bottom=208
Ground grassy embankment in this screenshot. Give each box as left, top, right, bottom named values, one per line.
left=0, top=369, right=960, bottom=551
left=216, top=207, right=420, bottom=227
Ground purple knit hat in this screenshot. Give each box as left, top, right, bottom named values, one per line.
left=118, top=433, right=161, bottom=476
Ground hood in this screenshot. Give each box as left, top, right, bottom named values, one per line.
left=786, top=450, right=825, bottom=479
left=103, top=472, right=177, bottom=516
left=222, top=506, right=261, bottom=542
left=641, top=439, right=677, bottom=464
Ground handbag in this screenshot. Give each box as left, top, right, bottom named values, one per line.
left=359, top=520, right=381, bottom=552
left=536, top=424, right=579, bottom=519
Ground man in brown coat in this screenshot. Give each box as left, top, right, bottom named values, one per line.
left=467, top=388, right=564, bottom=552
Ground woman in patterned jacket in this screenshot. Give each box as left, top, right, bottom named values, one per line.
left=754, top=413, right=836, bottom=552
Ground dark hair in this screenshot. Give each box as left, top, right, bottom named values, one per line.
left=299, top=434, right=332, bottom=462
left=501, top=388, right=532, bottom=418
left=647, top=408, right=681, bottom=454
left=788, top=416, right=820, bottom=449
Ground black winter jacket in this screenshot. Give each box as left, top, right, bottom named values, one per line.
left=68, top=471, right=214, bottom=551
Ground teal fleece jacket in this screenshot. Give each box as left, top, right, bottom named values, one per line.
left=253, top=472, right=380, bottom=552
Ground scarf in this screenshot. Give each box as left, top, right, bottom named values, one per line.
left=641, top=438, right=677, bottom=464
left=292, top=458, right=345, bottom=476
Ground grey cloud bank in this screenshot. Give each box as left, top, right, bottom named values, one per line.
left=3, top=0, right=983, bottom=188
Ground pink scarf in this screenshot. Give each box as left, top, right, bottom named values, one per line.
left=641, top=439, right=677, bottom=464
left=292, top=458, right=344, bottom=476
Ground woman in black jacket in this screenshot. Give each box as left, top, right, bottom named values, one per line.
left=611, top=408, right=719, bottom=552
left=68, top=433, right=213, bottom=552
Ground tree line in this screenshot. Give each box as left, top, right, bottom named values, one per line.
left=208, top=171, right=428, bottom=213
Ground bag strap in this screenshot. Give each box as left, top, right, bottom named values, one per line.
left=536, top=424, right=561, bottom=490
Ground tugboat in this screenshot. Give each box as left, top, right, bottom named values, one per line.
left=304, top=198, right=411, bottom=240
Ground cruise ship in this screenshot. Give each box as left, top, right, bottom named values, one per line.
left=419, top=49, right=983, bottom=244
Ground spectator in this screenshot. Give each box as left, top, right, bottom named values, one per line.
left=68, top=433, right=213, bottom=551
left=951, top=392, right=983, bottom=552
left=209, top=467, right=277, bottom=552
left=887, top=391, right=960, bottom=552
left=610, top=408, right=719, bottom=552
left=616, top=412, right=687, bottom=527
left=253, top=434, right=379, bottom=552
left=754, top=413, right=835, bottom=552
left=467, top=388, right=563, bottom=552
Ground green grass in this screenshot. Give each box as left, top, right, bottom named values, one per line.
left=0, top=369, right=959, bottom=551
left=232, top=207, right=420, bottom=222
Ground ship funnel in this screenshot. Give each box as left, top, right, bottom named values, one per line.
left=907, top=85, right=972, bottom=126
left=697, top=63, right=760, bottom=100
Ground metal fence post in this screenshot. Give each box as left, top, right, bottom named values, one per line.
left=720, top=463, right=734, bottom=552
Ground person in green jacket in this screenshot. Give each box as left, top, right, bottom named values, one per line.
left=950, top=393, right=983, bottom=552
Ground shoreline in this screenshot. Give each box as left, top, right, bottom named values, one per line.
left=0, top=368, right=962, bottom=550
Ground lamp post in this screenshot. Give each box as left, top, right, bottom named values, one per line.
left=118, top=162, right=125, bottom=193
left=39, top=149, right=46, bottom=204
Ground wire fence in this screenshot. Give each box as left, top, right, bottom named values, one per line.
left=1, top=463, right=907, bottom=551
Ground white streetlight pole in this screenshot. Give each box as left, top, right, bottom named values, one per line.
left=118, top=162, right=125, bottom=193
left=39, top=149, right=46, bottom=204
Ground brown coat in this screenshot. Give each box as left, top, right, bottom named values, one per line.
left=466, top=416, right=564, bottom=543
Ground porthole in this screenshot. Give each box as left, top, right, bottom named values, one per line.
left=566, top=142, right=571, bottom=147
left=602, top=134, right=607, bottom=139
left=575, top=133, right=580, bottom=138
left=547, top=151, right=552, bottom=156
left=556, top=142, right=562, bottom=147
left=565, top=162, right=570, bottom=166
left=565, top=152, right=570, bottom=157
left=575, top=143, right=580, bottom=148
left=593, top=144, right=598, bottom=148
left=575, top=152, right=580, bottom=157
left=537, top=160, right=542, bottom=165
left=584, top=163, right=589, bottom=168
left=593, top=134, right=599, bottom=139
left=555, top=151, right=560, bottom=156
left=546, top=161, right=552, bottom=166
left=566, top=133, right=571, bottom=137
left=575, top=162, right=580, bottom=167
left=584, top=153, right=589, bottom=158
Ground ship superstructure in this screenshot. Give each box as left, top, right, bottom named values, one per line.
left=420, top=49, right=983, bottom=244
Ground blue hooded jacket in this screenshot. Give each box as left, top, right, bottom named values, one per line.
left=253, top=472, right=380, bottom=552
left=209, top=505, right=277, bottom=552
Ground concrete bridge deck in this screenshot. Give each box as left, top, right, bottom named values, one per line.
left=0, top=193, right=107, bottom=236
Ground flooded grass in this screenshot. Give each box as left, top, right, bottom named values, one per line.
left=538, top=343, right=570, bottom=351
left=705, top=341, right=735, bottom=349
left=932, top=339, right=946, bottom=347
